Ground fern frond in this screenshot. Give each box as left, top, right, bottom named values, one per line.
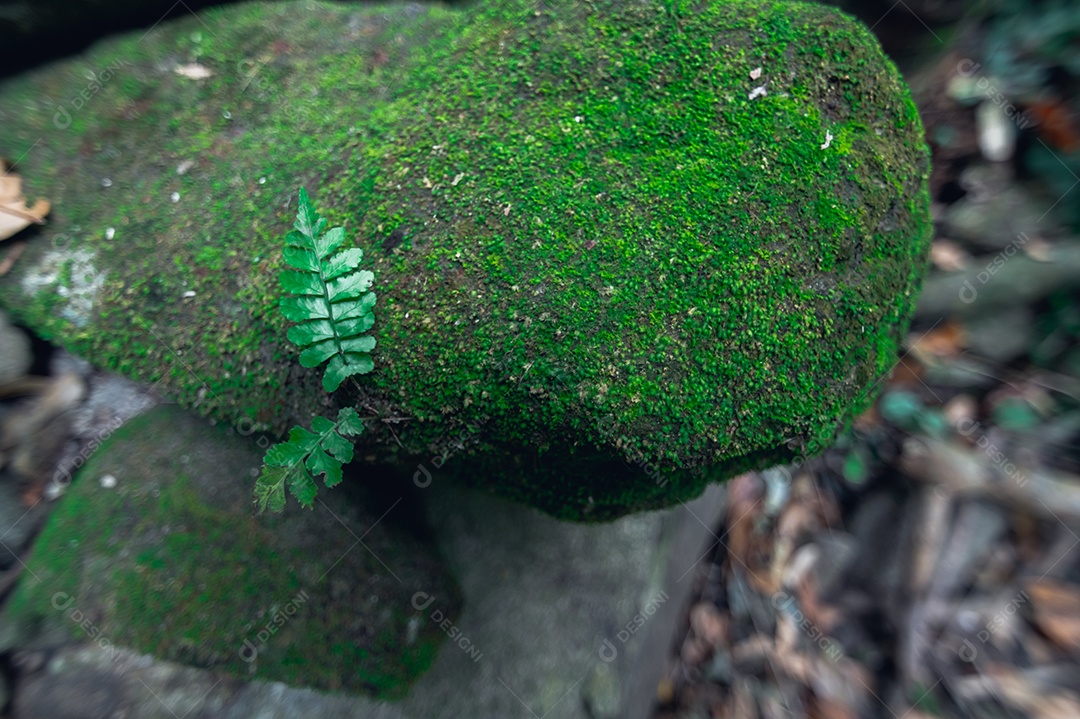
left=253, top=407, right=366, bottom=513
left=279, top=188, right=377, bottom=392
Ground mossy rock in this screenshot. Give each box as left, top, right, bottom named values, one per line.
left=0, top=0, right=931, bottom=520
left=1, top=405, right=461, bottom=698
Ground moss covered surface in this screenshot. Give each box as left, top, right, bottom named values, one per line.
left=0, top=0, right=931, bottom=520
left=2, top=405, right=460, bottom=697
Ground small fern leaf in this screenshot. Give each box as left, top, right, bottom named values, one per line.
left=335, top=407, right=366, bottom=436
left=253, top=408, right=367, bottom=513
left=307, top=446, right=343, bottom=488
left=323, top=354, right=374, bottom=393
left=288, top=466, right=319, bottom=508
left=253, top=465, right=288, bottom=514
left=278, top=188, right=376, bottom=392
left=320, top=432, right=354, bottom=465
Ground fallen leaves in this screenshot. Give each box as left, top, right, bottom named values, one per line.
left=1026, top=579, right=1080, bottom=654
left=0, top=159, right=49, bottom=242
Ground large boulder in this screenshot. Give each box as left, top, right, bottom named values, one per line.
left=0, top=0, right=931, bottom=520
left=1, top=404, right=460, bottom=697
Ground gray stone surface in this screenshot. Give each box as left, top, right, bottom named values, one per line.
left=13, top=645, right=400, bottom=719
left=2, top=404, right=460, bottom=698
left=0, top=310, right=31, bottom=384
left=401, top=479, right=725, bottom=719
left=9, top=470, right=726, bottom=718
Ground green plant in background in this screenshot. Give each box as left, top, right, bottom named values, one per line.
left=253, top=189, right=377, bottom=513
left=983, top=0, right=1080, bottom=92
left=978, top=0, right=1080, bottom=227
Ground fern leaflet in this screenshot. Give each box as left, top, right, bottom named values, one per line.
left=253, top=407, right=366, bottom=513
left=280, top=187, right=376, bottom=392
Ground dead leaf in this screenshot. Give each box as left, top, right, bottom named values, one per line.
left=944, top=394, right=977, bottom=428
left=726, top=473, right=767, bottom=579
left=930, top=239, right=969, bottom=271
left=1025, top=579, right=1080, bottom=653
left=982, top=663, right=1080, bottom=719
left=908, top=321, right=967, bottom=361
left=0, top=160, right=50, bottom=241
left=1022, top=236, right=1053, bottom=262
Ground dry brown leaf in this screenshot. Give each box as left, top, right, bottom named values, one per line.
left=1022, top=236, right=1054, bottom=262
left=944, top=394, right=978, bottom=428
left=0, top=160, right=50, bottom=241
left=930, top=239, right=969, bottom=271
left=983, top=663, right=1080, bottom=719
left=725, top=473, right=768, bottom=579
left=888, top=353, right=927, bottom=387
left=1025, top=578, right=1080, bottom=653
left=909, top=320, right=968, bottom=360
left=852, top=403, right=881, bottom=432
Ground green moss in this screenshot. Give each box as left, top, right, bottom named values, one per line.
left=0, top=0, right=931, bottom=520
left=2, top=406, right=460, bottom=697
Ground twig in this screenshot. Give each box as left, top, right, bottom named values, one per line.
left=0, top=240, right=27, bottom=275
left=0, top=204, right=47, bottom=224
left=901, top=436, right=1080, bottom=518
left=385, top=422, right=404, bottom=449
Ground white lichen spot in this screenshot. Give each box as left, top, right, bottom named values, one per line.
left=748, top=84, right=767, bottom=100
left=21, top=248, right=107, bottom=328
left=173, top=63, right=213, bottom=80
left=821, top=131, right=834, bottom=150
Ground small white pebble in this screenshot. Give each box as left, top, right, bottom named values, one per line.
left=749, top=85, right=767, bottom=100
left=100, top=474, right=117, bottom=488
left=105, top=227, right=115, bottom=240
left=574, top=115, right=584, bottom=123
left=171, top=191, right=180, bottom=203
left=750, top=67, right=762, bottom=80
left=258, top=176, right=266, bottom=184
left=183, top=290, right=196, bottom=298
left=101, top=178, right=112, bottom=188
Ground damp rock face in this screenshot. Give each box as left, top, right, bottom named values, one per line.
left=0, top=405, right=460, bottom=697
left=0, top=0, right=931, bottom=520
